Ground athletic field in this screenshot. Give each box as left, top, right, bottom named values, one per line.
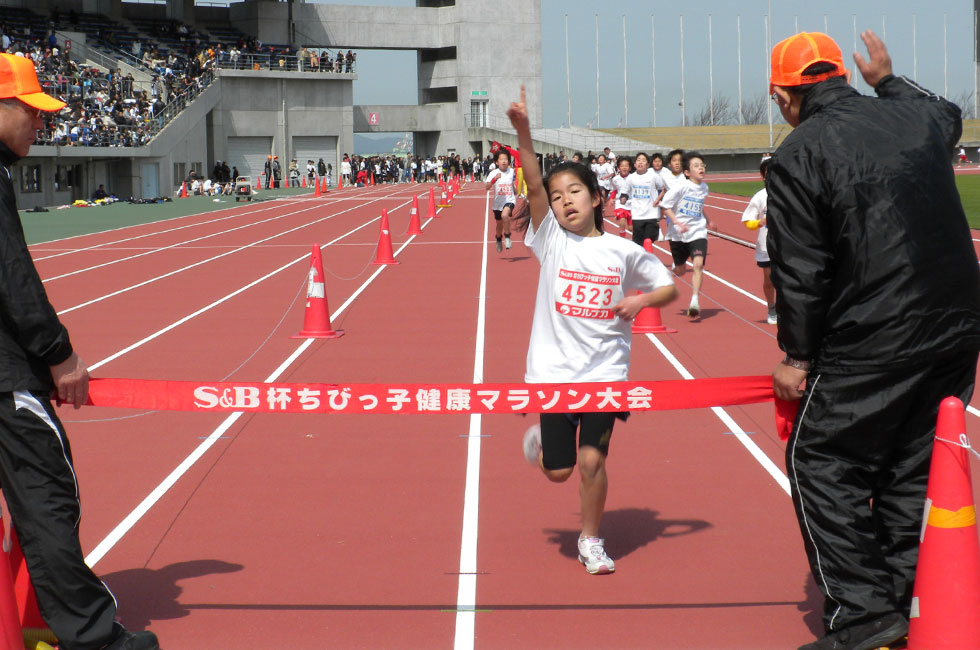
left=22, top=176, right=980, bottom=649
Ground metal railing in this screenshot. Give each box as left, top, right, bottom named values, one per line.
left=215, top=52, right=356, bottom=73
left=463, top=114, right=658, bottom=154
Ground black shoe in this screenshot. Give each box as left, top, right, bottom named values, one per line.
left=104, top=629, right=160, bottom=650
left=798, top=613, right=908, bottom=650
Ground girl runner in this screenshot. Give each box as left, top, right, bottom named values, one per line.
left=740, top=154, right=777, bottom=325
left=610, top=155, right=633, bottom=237
left=594, top=153, right=615, bottom=209
left=507, top=86, right=677, bottom=575
left=626, top=152, right=667, bottom=247
left=484, top=149, right=518, bottom=252
left=660, top=149, right=686, bottom=247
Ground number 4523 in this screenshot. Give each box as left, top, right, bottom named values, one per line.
left=561, top=284, right=613, bottom=306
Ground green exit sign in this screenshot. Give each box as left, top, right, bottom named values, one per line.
left=471, top=90, right=487, bottom=96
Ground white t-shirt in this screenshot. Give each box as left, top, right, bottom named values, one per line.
left=524, top=209, right=674, bottom=383
left=610, top=174, right=631, bottom=212
left=661, top=179, right=710, bottom=244
left=660, top=170, right=686, bottom=238
left=341, top=160, right=351, bottom=174
left=596, top=162, right=615, bottom=190
left=626, top=170, right=666, bottom=221
left=741, top=187, right=769, bottom=263
left=486, top=167, right=516, bottom=211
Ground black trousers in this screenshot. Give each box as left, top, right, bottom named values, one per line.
left=0, top=391, right=119, bottom=649
left=631, top=219, right=659, bottom=247
left=787, top=351, right=978, bottom=632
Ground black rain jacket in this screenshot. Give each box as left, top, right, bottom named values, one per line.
left=0, top=141, right=73, bottom=391
left=767, top=75, right=980, bottom=373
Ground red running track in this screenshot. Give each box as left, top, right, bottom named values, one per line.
left=20, top=181, right=980, bottom=649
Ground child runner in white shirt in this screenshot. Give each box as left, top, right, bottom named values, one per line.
left=507, top=86, right=677, bottom=575
left=660, top=149, right=686, bottom=244
left=610, top=156, right=633, bottom=238
left=740, top=154, right=777, bottom=325
left=484, top=149, right=518, bottom=252
left=626, top=152, right=667, bottom=248
left=594, top=154, right=615, bottom=212
left=660, top=151, right=716, bottom=319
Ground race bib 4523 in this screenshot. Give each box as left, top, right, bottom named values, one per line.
left=555, top=269, right=622, bottom=320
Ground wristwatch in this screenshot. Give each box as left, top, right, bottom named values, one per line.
left=782, top=355, right=812, bottom=372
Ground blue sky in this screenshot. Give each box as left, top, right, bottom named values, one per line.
left=316, top=0, right=977, bottom=128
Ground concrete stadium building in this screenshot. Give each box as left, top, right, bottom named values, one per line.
left=18, top=0, right=548, bottom=206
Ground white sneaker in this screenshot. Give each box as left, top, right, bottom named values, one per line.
left=767, top=308, right=778, bottom=325
left=687, top=296, right=700, bottom=319
left=504, top=236, right=512, bottom=249
left=577, top=537, right=615, bottom=574
left=522, top=424, right=542, bottom=466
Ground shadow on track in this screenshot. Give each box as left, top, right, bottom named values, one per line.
left=543, top=507, right=712, bottom=561
left=102, top=559, right=244, bottom=629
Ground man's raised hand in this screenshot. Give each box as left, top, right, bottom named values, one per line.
left=854, top=29, right=893, bottom=88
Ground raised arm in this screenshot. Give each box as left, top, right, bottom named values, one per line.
left=506, top=85, right=549, bottom=231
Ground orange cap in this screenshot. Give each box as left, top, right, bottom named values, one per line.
left=0, top=54, right=66, bottom=111
left=770, top=32, right=846, bottom=94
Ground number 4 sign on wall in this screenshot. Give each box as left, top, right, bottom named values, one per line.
left=368, top=112, right=379, bottom=126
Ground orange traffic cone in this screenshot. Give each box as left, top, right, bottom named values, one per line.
left=406, top=195, right=423, bottom=235
left=292, top=245, right=344, bottom=339
left=372, top=209, right=399, bottom=265
left=8, top=528, right=56, bottom=648
left=180, top=182, right=188, bottom=198
left=0, top=517, right=24, bottom=650
left=908, top=397, right=980, bottom=648
left=336, top=173, right=342, bottom=191
left=426, top=187, right=439, bottom=218
left=302, top=175, right=307, bottom=188
left=438, top=183, right=451, bottom=208
left=284, top=174, right=290, bottom=188
left=632, top=239, right=677, bottom=334
left=313, top=176, right=321, bottom=197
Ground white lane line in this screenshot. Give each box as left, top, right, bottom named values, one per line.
left=32, top=199, right=315, bottom=261
left=85, top=212, right=439, bottom=567
left=454, top=192, right=490, bottom=650
left=644, top=333, right=791, bottom=495
left=59, top=193, right=408, bottom=315
left=45, top=202, right=334, bottom=282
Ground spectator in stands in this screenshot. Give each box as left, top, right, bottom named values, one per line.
left=317, top=157, right=326, bottom=178
left=232, top=165, right=239, bottom=180
left=345, top=50, right=353, bottom=72
left=298, top=46, right=307, bottom=72
left=91, top=184, right=107, bottom=200
left=272, top=155, right=281, bottom=188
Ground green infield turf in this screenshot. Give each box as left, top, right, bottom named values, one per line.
left=711, top=175, right=980, bottom=229
left=19, top=188, right=311, bottom=245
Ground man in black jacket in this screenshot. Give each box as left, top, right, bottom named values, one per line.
left=768, top=31, right=980, bottom=650
left=0, top=54, right=159, bottom=649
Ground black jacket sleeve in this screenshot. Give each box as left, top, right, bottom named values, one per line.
left=766, top=147, right=835, bottom=361
left=0, top=170, right=73, bottom=368
left=875, top=74, right=962, bottom=148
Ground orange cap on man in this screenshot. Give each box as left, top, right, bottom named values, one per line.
left=0, top=53, right=66, bottom=111
left=770, top=32, right=846, bottom=94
